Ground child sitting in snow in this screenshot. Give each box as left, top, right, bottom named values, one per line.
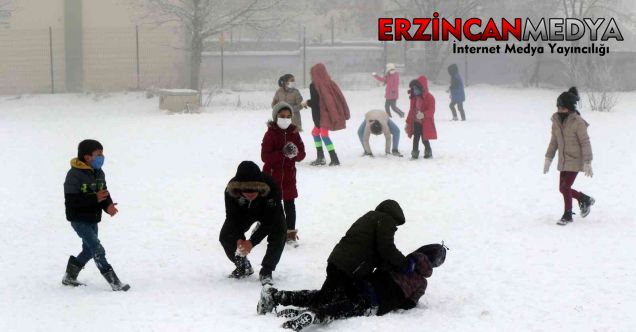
left=257, top=243, right=448, bottom=331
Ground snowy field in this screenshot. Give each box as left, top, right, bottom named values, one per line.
left=1, top=84, right=635, bottom=332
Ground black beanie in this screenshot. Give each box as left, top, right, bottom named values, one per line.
left=77, top=139, right=103, bottom=161
left=556, top=87, right=580, bottom=113
left=234, top=161, right=263, bottom=182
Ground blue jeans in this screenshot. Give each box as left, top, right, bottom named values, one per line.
left=70, top=222, right=111, bottom=272
left=357, top=119, right=400, bottom=151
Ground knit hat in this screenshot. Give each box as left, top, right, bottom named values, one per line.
left=234, top=161, right=263, bottom=182
left=77, top=139, right=103, bottom=161
left=385, top=63, right=396, bottom=72
left=556, top=87, right=580, bottom=113
left=272, top=102, right=293, bottom=121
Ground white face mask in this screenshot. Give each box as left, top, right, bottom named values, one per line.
left=277, top=118, right=292, bottom=129
left=287, top=81, right=296, bottom=89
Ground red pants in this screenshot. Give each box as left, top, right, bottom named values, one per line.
left=559, top=171, right=581, bottom=211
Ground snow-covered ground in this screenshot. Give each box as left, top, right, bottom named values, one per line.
left=1, top=85, right=635, bottom=332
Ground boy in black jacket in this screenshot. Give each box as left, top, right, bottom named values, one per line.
left=62, top=139, right=129, bottom=291
left=220, top=161, right=287, bottom=286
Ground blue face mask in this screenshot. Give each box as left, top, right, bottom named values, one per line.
left=412, top=86, right=423, bottom=96
left=90, top=155, right=105, bottom=169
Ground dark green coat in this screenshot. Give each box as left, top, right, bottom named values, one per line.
left=327, top=200, right=408, bottom=279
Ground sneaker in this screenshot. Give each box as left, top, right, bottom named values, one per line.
left=277, top=308, right=301, bottom=318
left=282, top=310, right=316, bottom=331
left=257, top=284, right=278, bottom=315
left=228, top=256, right=254, bottom=279
left=391, top=149, right=403, bottom=157
left=578, top=195, right=595, bottom=218
left=259, top=270, right=273, bottom=286
left=557, top=210, right=574, bottom=226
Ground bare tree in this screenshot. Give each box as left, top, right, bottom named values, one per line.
left=390, top=0, right=482, bottom=81
left=140, top=0, right=289, bottom=91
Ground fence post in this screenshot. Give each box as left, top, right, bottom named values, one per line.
left=383, top=41, right=387, bottom=69
left=331, top=17, right=334, bottom=46
left=303, top=26, right=306, bottom=89
left=136, top=25, right=140, bottom=90
left=49, top=26, right=54, bottom=94
left=403, top=40, right=408, bottom=71
left=221, top=45, right=224, bottom=89
left=464, top=53, right=468, bottom=86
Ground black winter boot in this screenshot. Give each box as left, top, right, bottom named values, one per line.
left=101, top=268, right=130, bottom=291
left=259, top=268, right=274, bottom=286
left=391, top=149, right=403, bottom=157
left=229, top=255, right=254, bottom=279
left=62, top=256, right=85, bottom=287
left=557, top=210, right=574, bottom=225
left=328, top=150, right=340, bottom=166
left=411, top=150, right=419, bottom=160
left=310, top=147, right=326, bottom=166
left=424, top=148, right=433, bottom=159
left=578, top=193, right=596, bottom=218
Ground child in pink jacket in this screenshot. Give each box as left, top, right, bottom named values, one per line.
left=372, top=63, right=404, bottom=118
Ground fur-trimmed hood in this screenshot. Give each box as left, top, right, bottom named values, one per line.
left=225, top=161, right=271, bottom=198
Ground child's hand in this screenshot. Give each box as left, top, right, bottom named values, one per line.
left=236, top=239, right=253, bottom=256
left=301, top=100, right=308, bottom=108
left=96, top=190, right=110, bottom=202
left=106, top=203, right=118, bottom=217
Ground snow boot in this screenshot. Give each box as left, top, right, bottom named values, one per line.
left=578, top=193, right=595, bottom=218
left=101, top=268, right=130, bottom=291
left=396, top=109, right=405, bottom=118
left=277, top=308, right=301, bottom=318
left=286, top=229, right=299, bottom=247
left=229, top=255, right=254, bottom=279
left=424, top=148, right=433, bottom=159
left=391, top=149, right=403, bottom=157
left=557, top=210, right=574, bottom=226
left=411, top=150, right=420, bottom=160
left=282, top=310, right=316, bottom=331
left=62, top=256, right=85, bottom=287
left=259, top=269, right=274, bottom=286
left=328, top=150, right=340, bottom=166
left=310, top=147, right=326, bottom=166
left=257, top=284, right=278, bottom=315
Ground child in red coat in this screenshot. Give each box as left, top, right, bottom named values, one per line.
left=406, top=75, right=437, bottom=159
left=261, top=102, right=306, bottom=246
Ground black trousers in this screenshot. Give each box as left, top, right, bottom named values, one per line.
left=284, top=199, right=296, bottom=230
left=384, top=99, right=404, bottom=118
left=412, top=122, right=431, bottom=153
left=219, top=218, right=286, bottom=273
left=275, top=263, right=375, bottom=321
left=449, top=102, right=466, bottom=120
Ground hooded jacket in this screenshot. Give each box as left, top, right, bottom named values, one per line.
left=327, top=200, right=409, bottom=279
left=63, top=158, right=114, bottom=223
left=261, top=106, right=306, bottom=201
left=406, top=75, right=437, bottom=140
left=306, top=63, right=350, bottom=131
left=224, top=161, right=285, bottom=246
left=448, top=64, right=465, bottom=103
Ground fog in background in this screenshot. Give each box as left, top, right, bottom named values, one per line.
left=0, top=0, right=635, bottom=99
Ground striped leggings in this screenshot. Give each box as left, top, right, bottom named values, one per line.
left=312, top=127, right=335, bottom=151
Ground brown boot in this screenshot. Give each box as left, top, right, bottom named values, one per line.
left=286, top=230, right=299, bottom=247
